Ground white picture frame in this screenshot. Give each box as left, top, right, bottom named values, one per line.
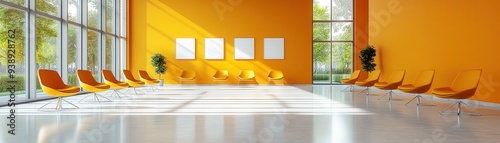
left=234, top=38, right=254, bottom=60
left=204, top=38, right=224, bottom=59
left=264, top=38, right=284, bottom=59
left=176, top=38, right=196, bottom=59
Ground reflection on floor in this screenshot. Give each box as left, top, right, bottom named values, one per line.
left=1, top=85, right=499, bottom=143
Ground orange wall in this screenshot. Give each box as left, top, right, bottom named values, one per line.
left=130, top=0, right=312, bottom=84
left=369, top=0, right=500, bottom=103
left=354, top=0, right=370, bottom=78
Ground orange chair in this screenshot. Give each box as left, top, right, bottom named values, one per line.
left=139, top=70, right=160, bottom=90
left=267, top=70, right=286, bottom=85
left=238, top=70, right=256, bottom=85
left=37, top=69, right=80, bottom=110
left=212, top=70, right=229, bottom=85
left=398, top=70, right=435, bottom=106
left=179, top=70, right=197, bottom=84
left=341, top=70, right=361, bottom=92
left=355, top=70, right=381, bottom=96
left=102, top=70, right=129, bottom=98
left=123, top=70, right=146, bottom=94
left=77, top=70, right=112, bottom=103
left=432, top=69, right=482, bottom=116
left=375, top=70, right=406, bottom=101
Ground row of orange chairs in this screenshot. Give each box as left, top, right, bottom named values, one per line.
left=37, top=69, right=159, bottom=110
left=341, top=69, right=482, bottom=115
left=179, top=70, right=286, bottom=85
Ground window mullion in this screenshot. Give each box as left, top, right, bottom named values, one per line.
left=28, top=0, right=37, bottom=99
left=61, top=0, right=68, bottom=82
left=82, top=0, right=88, bottom=71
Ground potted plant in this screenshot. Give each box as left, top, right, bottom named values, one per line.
left=151, top=53, right=167, bottom=86
left=359, top=45, right=377, bottom=73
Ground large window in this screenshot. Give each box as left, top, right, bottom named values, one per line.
left=68, top=0, right=81, bottom=23
left=36, top=0, right=60, bottom=16
left=35, top=16, right=60, bottom=71
left=106, top=35, right=114, bottom=70
left=0, top=5, right=27, bottom=98
left=0, top=0, right=127, bottom=101
left=313, top=0, right=353, bottom=84
left=88, top=0, right=100, bottom=29
left=87, top=30, right=100, bottom=75
left=68, top=24, right=81, bottom=86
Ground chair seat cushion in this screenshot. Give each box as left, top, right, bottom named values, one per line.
left=116, top=82, right=129, bottom=86
left=399, top=84, right=418, bottom=90
left=374, top=82, right=389, bottom=88
left=95, top=84, right=111, bottom=89
left=398, top=84, right=431, bottom=94
left=239, top=78, right=254, bottom=80
left=59, top=86, right=80, bottom=93
left=355, top=80, right=377, bottom=87
left=341, top=78, right=356, bottom=84
left=432, top=87, right=476, bottom=99
left=180, top=77, right=195, bottom=80
left=213, top=77, right=228, bottom=80
left=268, top=77, right=283, bottom=80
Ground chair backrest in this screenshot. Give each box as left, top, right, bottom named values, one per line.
left=139, top=70, right=154, bottom=80
left=239, top=70, right=255, bottom=78
left=349, top=70, right=361, bottom=80
left=38, top=69, right=67, bottom=89
left=412, top=70, right=435, bottom=87
left=387, top=70, right=406, bottom=84
left=180, top=70, right=196, bottom=78
left=268, top=70, right=284, bottom=78
left=102, top=70, right=120, bottom=83
left=214, top=70, right=229, bottom=78
left=450, top=69, right=482, bottom=91
left=77, top=70, right=100, bottom=86
left=123, top=70, right=139, bottom=81
left=365, top=70, right=381, bottom=81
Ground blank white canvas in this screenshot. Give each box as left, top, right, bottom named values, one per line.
left=234, top=38, right=254, bottom=59
left=264, top=38, right=285, bottom=59
left=205, top=38, right=224, bottom=59
left=176, top=38, right=196, bottom=59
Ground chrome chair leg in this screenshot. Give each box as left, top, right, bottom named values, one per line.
left=378, top=92, right=391, bottom=100
left=341, top=85, right=353, bottom=92
left=79, top=93, right=113, bottom=103
left=95, top=93, right=113, bottom=102
left=439, top=101, right=481, bottom=116
left=39, top=97, right=78, bottom=110
left=61, top=98, right=79, bottom=109
left=405, top=94, right=435, bottom=106
left=38, top=100, right=57, bottom=110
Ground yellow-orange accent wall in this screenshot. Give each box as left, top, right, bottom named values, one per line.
left=370, top=0, right=500, bottom=103
left=130, top=0, right=312, bottom=84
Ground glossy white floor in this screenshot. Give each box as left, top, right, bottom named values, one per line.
left=1, top=85, right=500, bottom=143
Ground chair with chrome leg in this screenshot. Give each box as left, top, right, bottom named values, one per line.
left=123, top=70, right=146, bottom=94
left=432, top=69, right=482, bottom=116
left=375, top=70, right=406, bottom=101
left=398, top=70, right=435, bottom=106
left=238, top=70, right=256, bottom=85
left=102, top=70, right=129, bottom=98
left=341, top=70, right=361, bottom=92
left=77, top=70, right=112, bottom=103
left=179, top=70, right=197, bottom=84
left=37, top=69, right=80, bottom=110
left=267, top=70, right=286, bottom=85
left=139, top=70, right=160, bottom=91
left=212, top=70, right=229, bottom=85
left=355, top=70, right=381, bottom=96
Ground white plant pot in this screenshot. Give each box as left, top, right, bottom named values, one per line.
left=158, top=79, right=164, bottom=86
